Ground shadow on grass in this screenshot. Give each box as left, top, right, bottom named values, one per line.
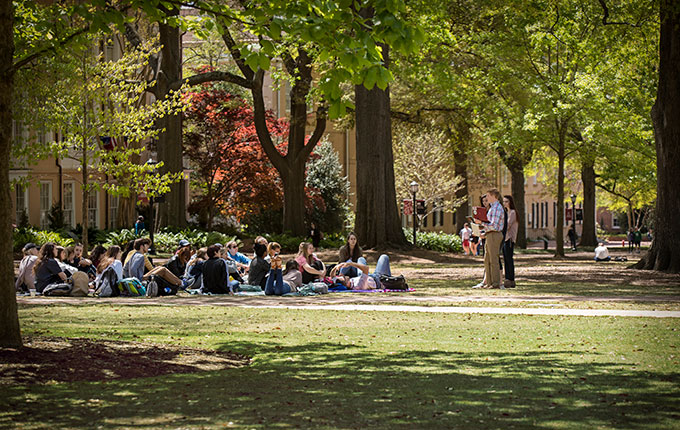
left=2, top=340, right=678, bottom=429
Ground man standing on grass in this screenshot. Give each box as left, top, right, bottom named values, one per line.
left=478, top=188, right=505, bottom=289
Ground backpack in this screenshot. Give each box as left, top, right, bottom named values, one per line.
left=43, top=282, right=72, bottom=296
left=118, top=277, right=146, bottom=297
left=70, top=271, right=90, bottom=297
left=95, top=266, right=120, bottom=297
left=378, top=274, right=408, bottom=290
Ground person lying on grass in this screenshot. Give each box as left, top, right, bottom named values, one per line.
left=329, top=254, right=393, bottom=290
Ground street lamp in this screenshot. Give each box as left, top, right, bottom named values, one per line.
left=410, top=181, right=419, bottom=246
left=570, top=193, right=577, bottom=251
left=146, top=159, right=158, bottom=255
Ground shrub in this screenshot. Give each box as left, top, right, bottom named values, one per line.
left=404, top=228, right=462, bottom=253
left=264, top=233, right=306, bottom=253
left=320, top=231, right=346, bottom=250
left=13, top=227, right=74, bottom=252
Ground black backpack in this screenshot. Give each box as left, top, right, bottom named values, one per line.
left=378, top=274, right=408, bottom=290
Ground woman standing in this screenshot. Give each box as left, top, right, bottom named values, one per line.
left=503, top=195, right=518, bottom=288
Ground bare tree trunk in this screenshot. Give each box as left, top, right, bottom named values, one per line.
left=580, top=160, right=598, bottom=247
left=354, top=46, right=407, bottom=248
left=156, top=14, right=186, bottom=228
left=634, top=0, right=680, bottom=272
left=0, top=0, right=22, bottom=348
left=509, top=167, right=527, bottom=248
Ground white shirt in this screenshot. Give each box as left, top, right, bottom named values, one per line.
left=594, top=245, right=609, bottom=260
left=460, top=227, right=471, bottom=241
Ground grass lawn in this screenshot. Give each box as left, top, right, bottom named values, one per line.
left=2, top=304, right=679, bottom=429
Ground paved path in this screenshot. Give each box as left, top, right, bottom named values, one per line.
left=239, top=304, right=680, bottom=318
left=17, top=296, right=680, bottom=318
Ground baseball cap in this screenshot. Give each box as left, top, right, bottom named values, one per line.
left=23, top=243, right=38, bottom=252
left=178, top=239, right=190, bottom=248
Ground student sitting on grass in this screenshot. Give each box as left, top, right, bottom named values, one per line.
left=202, top=245, right=233, bottom=294
left=594, top=242, right=611, bottom=262
left=123, top=238, right=182, bottom=293
left=96, top=245, right=123, bottom=281
left=66, top=243, right=98, bottom=278
left=218, top=246, right=245, bottom=287
left=282, top=260, right=303, bottom=292
left=248, top=242, right=270, bottom=289
left=184, top=247, right=208, bottom=290
left=33, top=243, right=69, bottom=295
left=165, top=246, right=192, bottom=280
left=15, top=242, right=38, bottom=295
left=264, top=242, right=290, bottom=296
left=225, top=240, right=251, bottom=274
left=337, top=232, right=367, bottom=278
left=296, top=242, right=326, bottom=284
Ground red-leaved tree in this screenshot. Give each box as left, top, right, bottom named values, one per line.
left=184, top=84, right=288, bottom=229
left=184, top=83, right=325, bottom=231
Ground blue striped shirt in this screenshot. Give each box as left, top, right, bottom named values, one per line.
left=485, top=201, right=505, bottom=232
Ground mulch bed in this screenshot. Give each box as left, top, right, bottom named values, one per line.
left=0, top=337, right=250, bottom=385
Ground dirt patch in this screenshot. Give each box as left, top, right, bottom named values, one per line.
left=0, top=337, right=250, bottom=385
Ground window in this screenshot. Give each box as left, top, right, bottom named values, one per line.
left=532, top=175, right=537, bottom=185
left=109, top=194, right=119, bottom=229
left=15, top=184, right=28, bottom=224
left=543, top=202, right=548, bottom=228
left=63, top=183, right=74, bottom=228
left=531, top=203, right=535, bottom=229
left=88, top=191, right=99, bottom=228
left=502, top=167, right=509, bottom=186
left=612, top=215, right=620, bottom=229
left=553, top=202, right=557, bottom=227
left=40, top=182, right=52, bottom=230
left=432, top=198, right=444, bottom=227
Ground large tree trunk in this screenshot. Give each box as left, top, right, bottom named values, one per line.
left=580, top=160, right=598, bottom=247
left=156, top=15, right=186, bottom=228
left=509, top=167, right=527, bottom=248
left=453, top=144, right=468, bottom=234
left=281, top=162, right=306, bottom=235
left=0, top=0, right=21, bottom=348
left=354, top=45, right=407, bottom=249
left=634, top=0, right=680, bottom=272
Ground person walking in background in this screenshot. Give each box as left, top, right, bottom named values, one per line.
left=460, top=223, right=472, bottom=255
left=134, top=216, right=145, bottom=235
left=309, top=222, right=322, bottom=249
left=627, top=229, right=635, bottom=253
left=502, top=195, right=518, bottom=288
left=633, top=228, right=642, bottom=253
left=474, top=189, right=505, bottom=289
left=567, top=224, right=577, bottom=251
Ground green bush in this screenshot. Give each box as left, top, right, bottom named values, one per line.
left=404, top=228, right=462, bottom=253
left=264, top=233, right=305, bottom=253
left=13, top=227, right=74, bottom=252
left=320, top=231, right=346, bottom=250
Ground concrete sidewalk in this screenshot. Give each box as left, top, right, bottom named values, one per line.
left=241, top=303, right=680, bottom=318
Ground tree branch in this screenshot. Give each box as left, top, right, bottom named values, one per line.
left=169, top=70, right=253, bottom=91
left=218, top=21, right=255, bottom=81
left=12, top=27, right=89, bottom=72
left=597, top=0, right=641, bottom=27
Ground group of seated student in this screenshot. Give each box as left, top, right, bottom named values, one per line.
left=19, top=231, right=394, bottom=297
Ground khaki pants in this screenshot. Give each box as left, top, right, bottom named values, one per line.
left=483, top=231, right=503, bottom=288
left=144, top=266, right=182, bottom=286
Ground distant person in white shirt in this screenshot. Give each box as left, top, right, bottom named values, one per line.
left=594, top=242, right=611, bottom=262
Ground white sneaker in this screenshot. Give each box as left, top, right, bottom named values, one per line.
left=471, top=282, right=484, bottom=289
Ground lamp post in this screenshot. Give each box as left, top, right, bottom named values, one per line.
left=410, top=181, right=419, bottom=246
left=146, top=159, right=158, bottom=255
left=570, top=193, right=577, bottom=251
